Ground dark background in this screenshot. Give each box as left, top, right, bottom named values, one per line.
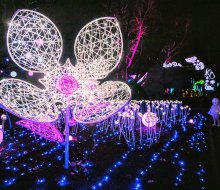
left=0, top=0, right=220, bottom=79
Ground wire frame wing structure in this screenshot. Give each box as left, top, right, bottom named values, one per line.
left=7, top=9, right=63, bottom=72
left=74, top=17, right=123, bottom=79
left=0, top=79, right=59, bottom=122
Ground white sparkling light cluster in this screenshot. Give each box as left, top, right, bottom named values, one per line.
left=0, top=9, right=131, bottom=124
left=185, top=56, right=205, bottom=70
left=204, top=68, right=215, bottom=91
left=186, top=56, right=216, bottom=91
left=163, top=61, right=182, bottom=68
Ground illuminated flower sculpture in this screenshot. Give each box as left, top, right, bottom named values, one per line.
left=0, top=10, right=131, bottom=141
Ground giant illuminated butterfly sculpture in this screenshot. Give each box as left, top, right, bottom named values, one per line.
left=0, top=9, right=131, bottom=141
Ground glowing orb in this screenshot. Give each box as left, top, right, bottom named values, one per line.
left=188, top=119, right=194, bottom=124
left=28, top=71, right=34, bottom=76
left=142, top=111, right=158, bottom=127
left=10, top=71, right=17, bottom=77
left=1, top=114, right=7, bottom=120
left=56, top=75, right=78, bottom=95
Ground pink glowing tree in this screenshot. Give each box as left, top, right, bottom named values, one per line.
left=102, top=0, right=156, bottom=81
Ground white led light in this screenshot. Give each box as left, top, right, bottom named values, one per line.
left=204, top=68, right=215, bottom=91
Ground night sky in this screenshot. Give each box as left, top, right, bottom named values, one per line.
left=0, top=0, right=220, bottom=76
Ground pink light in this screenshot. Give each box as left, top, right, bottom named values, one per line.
left=0, top=126, right=3, bottom=144
left=69, top=118, right=77, bottom=126
left=188, top=119, right=194, bottom=124
left=35, top=38, right=44, bottom=47
left=129, top=75, right=137, bottom=79
left=56, top=75, right=78, bottom=95
left=25, top=52, right=32, bottom=59
left=137, top=72, right=148, bottom=84
left=16, top=120, right=64, bottom=142
left=69, top=135, right=77, bottom=141
left=86, top=81, right=97, bottom=90
left=28, top=71, right=34, bottom=76
left=127, top=18, right=144, bottom=68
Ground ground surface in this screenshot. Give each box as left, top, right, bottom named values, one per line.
left=0, top=97, right=220, bottom=190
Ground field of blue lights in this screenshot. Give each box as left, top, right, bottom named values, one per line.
left=0, top=113, right=208, bottom=190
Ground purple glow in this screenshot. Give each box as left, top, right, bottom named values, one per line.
left=0, top=127, right=3, bottom=144
left=56, top=75, right=78, bottom=95
left=16, top=120, right=64, bottom=142
left=69, top=118, right=77, bottom=126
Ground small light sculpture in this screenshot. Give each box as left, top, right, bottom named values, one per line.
left=204, top=68, right=215, bottom=91
left=185, top=56, right=205, bottom=70
left=141, top=109, right=158, bottom=146
left=142, top=110, right=158, bottom=128
left=163, top=61, right=182, bottom=68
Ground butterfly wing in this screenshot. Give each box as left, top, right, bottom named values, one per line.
left=0, top=79, right=59, bottom=122
left=7, top=9, right=63, bottom=72
left=74, top=17, right=123, bottom=79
